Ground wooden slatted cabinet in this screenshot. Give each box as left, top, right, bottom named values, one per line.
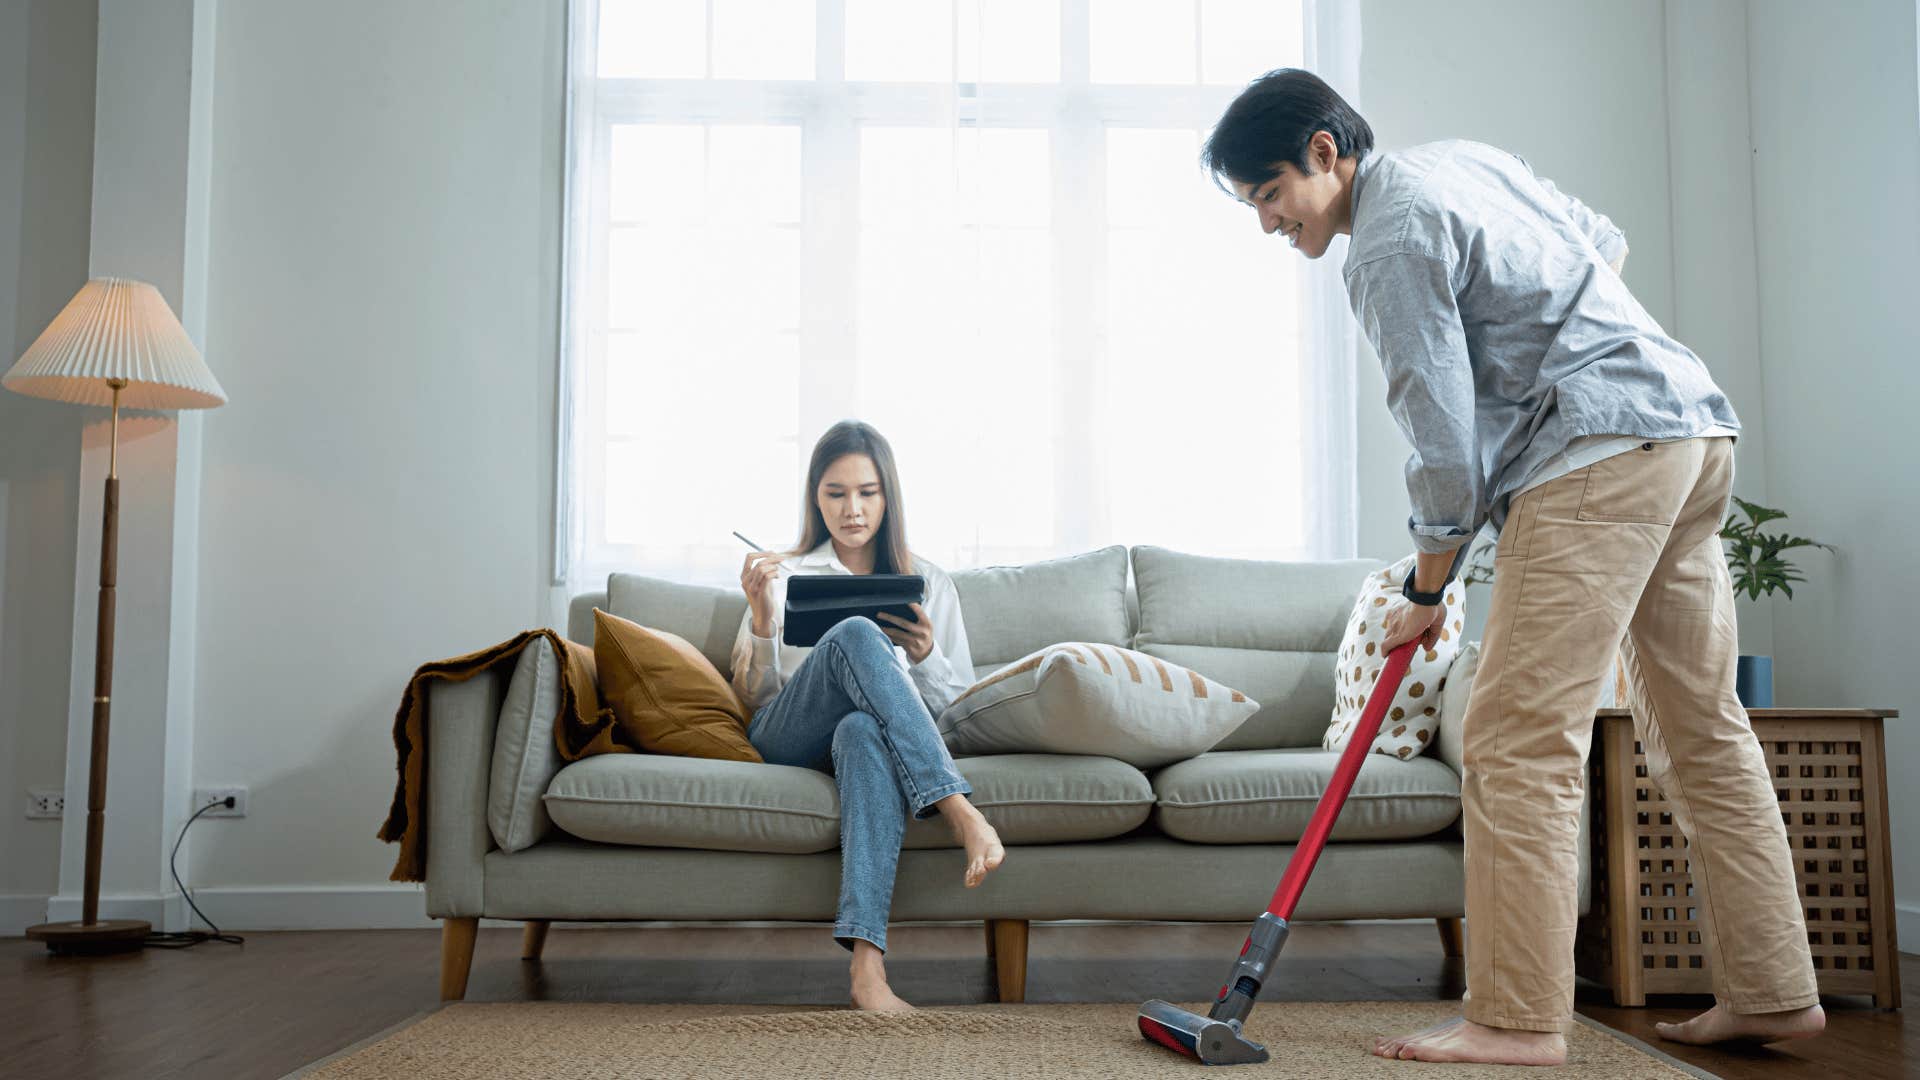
left=1575, top=708, right=1902, bottom=1009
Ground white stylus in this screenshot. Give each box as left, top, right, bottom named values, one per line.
left=733, top=531, right=792, bottom=575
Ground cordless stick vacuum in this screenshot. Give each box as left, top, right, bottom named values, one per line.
left=1138, top=639, right=1420, bottom=1065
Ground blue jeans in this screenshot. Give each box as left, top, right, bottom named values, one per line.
left=747, top=616, right=972, bottom=953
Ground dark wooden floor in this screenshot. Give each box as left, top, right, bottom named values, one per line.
left=2, top=921, right=1911, bottom=1079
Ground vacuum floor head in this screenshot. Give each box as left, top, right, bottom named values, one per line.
left=1137, top=999, right=1269, bottom=1065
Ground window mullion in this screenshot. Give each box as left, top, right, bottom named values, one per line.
left=801, top=91, right=859, bottom=445
left=1054, top=0, right=1105, bottom=553
left=795, top=0, right=855, bottom=450
left=1062, top=0, right=1090, bottom=83
left=584, top=116, right=616, bottom=569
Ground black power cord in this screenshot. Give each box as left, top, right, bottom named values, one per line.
left=144, top=797, right=246, bottom=949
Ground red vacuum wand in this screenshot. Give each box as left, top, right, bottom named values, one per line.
left=1138, top=638, right=1422, bottom=1065
left=1266, top=638, right=1417, bottom=921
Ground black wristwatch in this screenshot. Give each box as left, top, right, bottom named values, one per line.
left=1401, top=573, right=1446, bottom=607
left=1401, top=544, right=1470, bottom=607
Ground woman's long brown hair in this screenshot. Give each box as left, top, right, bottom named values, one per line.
left=786, top=420, right=914, bottom=575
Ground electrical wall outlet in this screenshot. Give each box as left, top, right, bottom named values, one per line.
left=193, top=786, right=248, bottom=818
left=26, top=789, right=64, bottom=819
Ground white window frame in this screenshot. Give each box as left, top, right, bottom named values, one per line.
left=556, top=0, right=1356, bottom=588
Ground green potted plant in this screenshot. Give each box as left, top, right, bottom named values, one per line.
left=1453, top=496, right=1829, bottom=708
left=1719, top=496, right=1831, bottom=706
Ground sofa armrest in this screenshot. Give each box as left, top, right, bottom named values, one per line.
left=423, top=667, right=504, bottom=918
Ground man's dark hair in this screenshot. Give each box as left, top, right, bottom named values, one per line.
left=1201, top=68, right=1374, bottom=193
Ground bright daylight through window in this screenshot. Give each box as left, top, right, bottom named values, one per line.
left=560, top=0, right=1334, bottom=591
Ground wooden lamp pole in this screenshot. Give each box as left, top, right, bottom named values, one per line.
left=4, top=279, right=227, bottom=954
left=29, top=379, right=150, bottom=953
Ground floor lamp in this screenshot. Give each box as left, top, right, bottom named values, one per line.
left=4, top=277, right=226, bottom=954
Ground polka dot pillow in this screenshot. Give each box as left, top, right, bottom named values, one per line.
left=1322, top=555, right=1467, bottom=760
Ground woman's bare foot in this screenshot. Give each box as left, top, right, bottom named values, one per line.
left=848, top=941, right=914, bottom=1013
left=1655, top=1003, right=1825, bottom=1045
left=1371, top=1017, right=1567, bottom=1066
left=934, top=794, right=1004, bottom=887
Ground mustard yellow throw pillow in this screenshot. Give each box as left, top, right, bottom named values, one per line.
left=592, top=608, right=762, bottom=763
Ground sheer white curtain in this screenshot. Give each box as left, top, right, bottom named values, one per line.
left=553, top=0, right=1361, bottom=606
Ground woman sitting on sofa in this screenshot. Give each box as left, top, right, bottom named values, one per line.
left=730, top=418, right=1004, bottom=1013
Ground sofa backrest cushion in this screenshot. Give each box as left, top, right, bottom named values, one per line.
left=577, top=545, right=1368, bottom=747
left=1131, top=546, right=1386, bottom=750
left=598, top=574, right=750, bottom=677
left=949, top=545, right=1131, bottom=670
left=567, top=591, right=606, bottom=647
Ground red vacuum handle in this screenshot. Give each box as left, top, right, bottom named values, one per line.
left=1265, top=638, right=1419, bottom=922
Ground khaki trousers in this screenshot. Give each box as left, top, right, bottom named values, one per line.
left=1461, top=435, right=1818, bottom=1032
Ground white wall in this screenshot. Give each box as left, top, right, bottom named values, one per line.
left=185, top=0, right=565, bottom=896
left=1357, top=0, right=1676, bottom=561
left=1746, top=0, right=1920, bottom=949
left=1355, top=0, right=1777, bottom=655
left=1359, top=0, right=1918, bottom=950
left=2, top=0, right=1911, bottom=944
left=1661, top=0, right=1774, bottom=657
left=0, top=0, right=96, bottom=922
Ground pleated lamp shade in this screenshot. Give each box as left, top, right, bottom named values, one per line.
left=3, top=277, right=226, bottom=410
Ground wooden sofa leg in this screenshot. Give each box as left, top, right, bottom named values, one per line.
left=441, top=917, right=478, bottom=1001
left=989, top=919, right=1028, bottom=1003
left=1436, top=917, right=1463, bottom=959
left=522, top=919, right=551, bottom=960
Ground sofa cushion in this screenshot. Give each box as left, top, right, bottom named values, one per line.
left=488, top=637, right=564, bottom=853
left=1132, top=546, right=1386, bottom=750
left=545, top=754, right=840, bottom=854
left=904, top=753, right=1156, bottom=848
left=1151, top=748, right=1461, bottom=843
left=593, top=608, right=760, bottom=762
left=949, top=546, right=1130, bottom=668
left=542, top=751, right=1156, bottom=855
left=938, top=643, right=1257, bottom=769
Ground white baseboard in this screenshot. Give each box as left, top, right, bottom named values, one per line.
left=4, top=887, right=499, bottom=935
left=40, top=891, right=191, bottom=932
left=1, top=895, right=52, bottom=936
left=136, top=884, right=515, bottom=931
left=2, top=892, right=195, bottom=936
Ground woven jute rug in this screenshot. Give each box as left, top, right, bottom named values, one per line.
left=285, top=1001, right=1716, bottom=1079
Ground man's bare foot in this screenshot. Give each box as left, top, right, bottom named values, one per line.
left=1371, top=1017, right=1567, bottom=1066
left=935, top=795, right=1005, bottom=888
left=849, top=941, right=915, bottom=1014
left=1655, top=1003, right=1824, bottom=1046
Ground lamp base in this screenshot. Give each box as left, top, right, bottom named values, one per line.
left=25, top=918, right=150, bottom=955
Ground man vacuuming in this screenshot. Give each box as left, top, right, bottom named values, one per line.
left=1202, top=69, right=1824, bottom=1066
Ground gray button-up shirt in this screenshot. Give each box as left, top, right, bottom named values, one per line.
left=1343, top=139, right=1740, bottom=556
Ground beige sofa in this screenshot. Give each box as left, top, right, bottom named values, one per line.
left=422, top=545, right=1587, bottom=1000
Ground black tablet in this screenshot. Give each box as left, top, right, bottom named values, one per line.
left=782, top=574, right=926, bottom=647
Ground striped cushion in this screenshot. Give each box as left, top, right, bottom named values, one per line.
left=935, top=642, right=1260, bottom=769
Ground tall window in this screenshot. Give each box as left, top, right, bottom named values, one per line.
left=558, top=0, right=1355, bottom=592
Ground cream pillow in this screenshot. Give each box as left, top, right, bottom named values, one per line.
left=937, top=642, right=1259, bottom=769
left=488, top=637, right=564, bottom=853
left=1436, top=641, right=1478, bottom=778
left=1323, top=555, right=1466, bottom=760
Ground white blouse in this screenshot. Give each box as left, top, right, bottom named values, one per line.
left=728, top=540, right=977, bottom=721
